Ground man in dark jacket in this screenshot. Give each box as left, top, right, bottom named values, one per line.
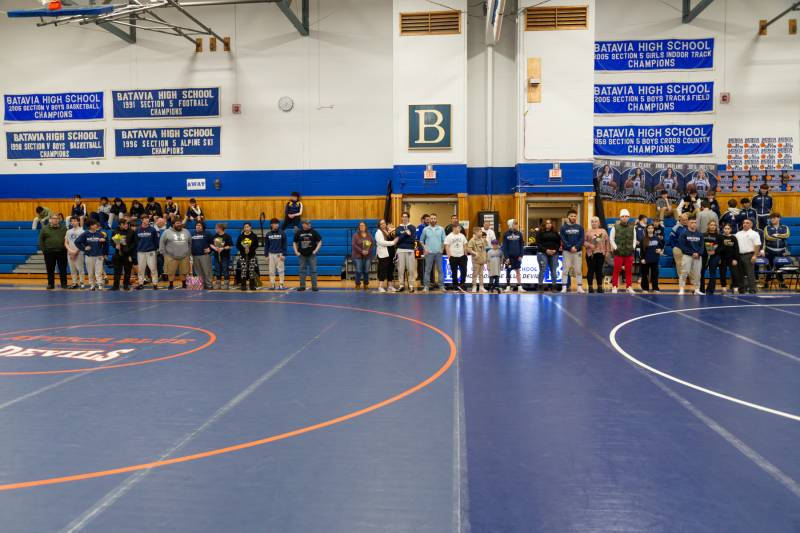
left=752, top=184, right=773, bottom=230
left=38, top=213, right=68, bottom=289
left=111, top=219, right=136, bottom=290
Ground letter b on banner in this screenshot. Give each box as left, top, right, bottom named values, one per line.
left=408, top=104, right=452, bottom=150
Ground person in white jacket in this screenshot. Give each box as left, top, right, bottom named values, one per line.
left=374, top=219, right=399, bottom=293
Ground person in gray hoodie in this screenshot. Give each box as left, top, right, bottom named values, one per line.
left=159, top=219, right=192, bottom=289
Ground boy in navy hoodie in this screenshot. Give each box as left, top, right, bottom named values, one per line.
left=74, top=220, right=107, bottom=290
left=265, top=218, right=288, bottom=290
left=135, top=216, right=161, bottom=290
left=501, top=219, right=526, bottom=292
left=752, top=183, right=773, bottom=230
left=678, top=217, right=704, bottom=295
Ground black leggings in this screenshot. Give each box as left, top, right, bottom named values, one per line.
left=640, top=262, right=659, bottom=291
left=377, top=256, right=394, bottom=281
left=449, top=255, right=468, bottom=287
left=586, top=253, right=605, bottom=288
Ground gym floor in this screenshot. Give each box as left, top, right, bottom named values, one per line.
left=0, top=289, right=798, bottom=532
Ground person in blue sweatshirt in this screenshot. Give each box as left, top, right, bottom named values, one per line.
left=502, top=218, right=527, bottom=292
left=420, top=214, right=446, bottom=292
left=763, top=212, right=790, bottom=289
left=738, top=198, right=757, bottom=230
left=74, top=219, right=108, bottom=291
left=719, top=199, right=741, bottom=234
left=135, top=216, right=161, bottom=290
left=559, top=209, right=585, bottom=293
left=677, top=217, right=704, bottom=295
left=265, top=218, right=288, bottom=290
left=282, top=192, right=304, bottom=230
left=639, top=223, right=664, bottom=292
left=752, top=183, right=773, bottom=230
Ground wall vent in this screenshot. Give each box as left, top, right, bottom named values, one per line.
left=400, top=11, right=461, bottom=36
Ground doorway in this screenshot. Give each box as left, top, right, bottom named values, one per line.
left=526, top=198, right=582, bottom=238
left=403, top=198, right=458, bottom=228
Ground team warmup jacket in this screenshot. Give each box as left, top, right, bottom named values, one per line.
left=720, top=208, right=741, bottom=233
left=752, top=193, right=773, bottom=219
left=764, top=224, right=790, bottom=253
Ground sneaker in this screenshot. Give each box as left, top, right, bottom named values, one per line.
left=396, top=286, right=405, bottom=293
left=732, top=288, right=739, bottom=294
left=423, top=287, right=429, bottom=293
left=780, top=283, right=789, bottom=289
left=153, top=284, right=158, bottom=290
left=721, top=287, right=728, bottom=293
left=388, top=286, right=397, bottom=292
left=480, top=287, right=488, bottom=293
left=577, top=287, right=585, bottom=294
left=311, top=287, right=319, bottom=292
left=458, top=286, right=466, bottom=293
left=518, top=286, right=527, bottom=293
left=678, top=288, right=685, bottom=295
left=378, top=287, right=386, bottom=293
left=588, top=286, right=595, bottom=293
left=213, top=281, right=220, bottom=290
left=90, top=285, right=97, bottom=291
left=560, top=286, right=567, bottom=293
left=46, top=285, right=55, bottom=290
left=611, top=287, right=618, bottom=294
left=626, top=287, right=635, bottom=294
left=135, top=285, right=144, bottom=291
left=694, top=289, right=705, bottom=295
left=472, top=286, right=478, bottom=293
left=297, top=287, right=306, bottom=292
left=67, top=284, right=78, bottom=290
left=408, top=288, right=415, bottom=293
left=110, top=286, right=119, bottom=291
left=653, top=290, right=661, bottom=294
left=503, top=286, right=512, bottom=293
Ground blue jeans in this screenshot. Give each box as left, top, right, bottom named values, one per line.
left=424, top=252, right=443, bottom=288
left=299, top=254, right=317, bottom=289
left=213, top=254, right=230, bottom=280
left=537, top=252, right=558, bottom=289
left=353, top=257, right=369, bottom=284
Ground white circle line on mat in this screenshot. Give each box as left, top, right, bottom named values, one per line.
left=609, top=303, right=800, bottom=423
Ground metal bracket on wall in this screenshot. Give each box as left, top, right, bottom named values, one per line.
left=760, top=1, right=800, bottom=33
left=682, top=0, right=714, bottom=24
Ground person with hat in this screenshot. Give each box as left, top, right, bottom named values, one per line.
left=293, top=219, right=322, bottom=291
left=609, top=209, right=636, bottom=294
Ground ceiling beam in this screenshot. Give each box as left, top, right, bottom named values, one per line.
left=763, top=1, right=800, bottom=29
left=682, top=0, right=715, bottom=23
left=275, top=0, right=308, bottom=36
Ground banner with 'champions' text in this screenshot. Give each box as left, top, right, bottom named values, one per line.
left=594, top=82, right=714, bottom=114
left=594, top=124, right=713, bottom=157
left=594, top=38, right=714, bottom=71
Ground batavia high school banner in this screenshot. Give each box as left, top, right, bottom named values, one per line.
left=112, top=88, right=219, bottom=119
left=594, top=38, right=714, bottom=71
left=594, top=159, right=717, bottom=203
left=6, top=129, right=105, bottom=160
left=594, top=82, right=714, bottom=114
left=115, top=127, right=221, bottom=157
left=594, top=124, right=713, bottom=157
left=4, top=92, right=104, bottom=121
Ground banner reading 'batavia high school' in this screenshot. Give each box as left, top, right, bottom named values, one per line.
left=594, top=82, right=714, bottom=114
left=594, top=124, right=713, bottom=157
left=595, top=38, right=714, bottom=71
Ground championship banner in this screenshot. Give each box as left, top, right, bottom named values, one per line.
left=442, top=255, right=563, bottom=284
left=5, top=129, right=105, bottom=160
left=594, top=124, right=713, bottom=157
left=114, top=126, right=221, bottom=157
left=4, top=92, right=104, bottom=121
left=594, top=82, right=714, bottom=114
left=594, top=159, right=717, bottom=203
left=726, top=136, right=794, bottom=171
left=594, top=38, right=714, bottom=71
left=112, top=88, right=219, bottom=119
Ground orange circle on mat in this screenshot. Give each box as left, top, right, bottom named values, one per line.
left=0, top=299, right=457, bottom=491
left=0, top=323, right=216, bottom=376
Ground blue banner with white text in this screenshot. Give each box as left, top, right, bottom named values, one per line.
left=594, top=81, right=714, bottom=114
left=594, top=38, right=714, bottom=71
left=594, top=124, right=713, bottom=157
left=112, top=88, right=219, bottom=119
left=6, top=129, right=105, bottom=159
left=114, top=127, right=221, bottom=157
left=4, top=92, right=104, bottom=121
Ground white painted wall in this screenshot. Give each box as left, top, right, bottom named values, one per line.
left=0, top=0, right=393, bottom=174
left=595, top=0, right=800, bottom=164
left=466, top=0, right=517, bottom=168
left=392, top=0, right=467, bottom=166
left=519, top=0, right=596, bottom=162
